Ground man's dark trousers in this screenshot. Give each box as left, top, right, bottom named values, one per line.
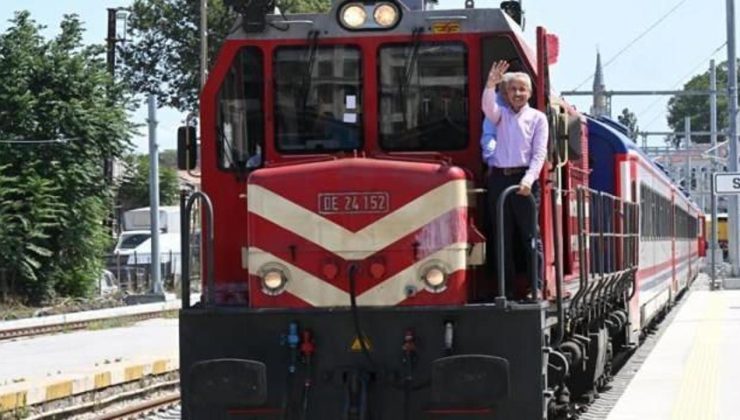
left=487, top=168, right=543, bottom=298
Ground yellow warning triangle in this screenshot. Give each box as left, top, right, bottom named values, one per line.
left=350, top=336, right=372, bottom=352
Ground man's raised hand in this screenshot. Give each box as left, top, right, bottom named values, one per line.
left=486, top=60, right=510, bottom=88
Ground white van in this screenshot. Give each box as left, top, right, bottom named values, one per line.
left=122, top=206, right=181, bottom=233
left=113, top=231, right=181, bottom=273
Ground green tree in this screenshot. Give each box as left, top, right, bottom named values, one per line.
left=667, top=61, right=731, bottom=147
left=0, top=12, right=133, bottom=303
left=116, top=154, right=180, bottom=212
left=120, top=0, right=330, bottom=112
left=617, top=108, right=639, bottom=142
left=159, top=149, right=179, bottom=169
left=0, top=166, right=63, bottom=300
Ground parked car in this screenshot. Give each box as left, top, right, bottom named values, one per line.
left=97, top=269, right=118, bottom=296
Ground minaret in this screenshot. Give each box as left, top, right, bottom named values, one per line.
left=591, top=51, right=608, bottom=117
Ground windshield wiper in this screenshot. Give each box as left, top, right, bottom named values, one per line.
left=397, top=27, right=424, bottom=126
left=299, top=30, right=320, bottom=113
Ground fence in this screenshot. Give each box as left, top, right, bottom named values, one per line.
left=104, top=247, right=201, bottom=295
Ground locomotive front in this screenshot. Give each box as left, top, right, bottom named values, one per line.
left=180, top=1, right=555, bottom=419
left=247, top=159, right=479, bottom=308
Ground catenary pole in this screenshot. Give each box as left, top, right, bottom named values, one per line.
left=200, top=0, right=208, bottom=89
left=727, top=0, right=740, bottom=275
left=148, top=95, right=163, bottom=295
left=685, top=117, right=691, bottom=195
left=711, top=59, right=719, bottom=289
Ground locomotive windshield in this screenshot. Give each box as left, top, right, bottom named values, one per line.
left=274, top=45, right=362, bottom=152
left=378, top=42, right=468, bottom=151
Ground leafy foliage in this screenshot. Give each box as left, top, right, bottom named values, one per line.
left=0, top=12, right=132, bottom=303
left=617, top=108, right=639, bottom=142
left=667, top=61, right=731, bottom=147
left=120, top=0, right=330, bottom=112
left=116, top=154, right=181, bottom=212
left=159, top=149, right=179, bottom=169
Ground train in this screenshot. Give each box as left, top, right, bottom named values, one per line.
left=176, top=1, right=706, bottom=418
left=705, top=212, right=727, bottom=259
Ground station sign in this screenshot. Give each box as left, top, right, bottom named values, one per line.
left=714, top=172, right=740, bottom=194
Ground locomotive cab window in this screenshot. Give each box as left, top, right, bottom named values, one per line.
left=378, top=42, right=469, bottom=151
left=274, top=45, right=362, bottom=153
left=217, top=47, right=265, bottom=170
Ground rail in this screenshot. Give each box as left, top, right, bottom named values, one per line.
left=95, top=393, right=180, bottom=419
left=21, top=379, right=179, bottom=419
left=0, top=306, right=178, bottom=341
left=180, top=191, right=215, bottom=308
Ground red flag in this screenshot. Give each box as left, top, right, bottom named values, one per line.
left=546, top=33, right=560, bottom=65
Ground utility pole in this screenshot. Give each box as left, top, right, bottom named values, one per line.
left=148, top=95, right=163, bottom=295
left=711, top=59, right=719, bottom=288
left=200, top=0, right=208, bottom=89
left=727, top=0, right=740, bottom=275
left=105, top=9, right=118, bottom=183
left=106, top=8, right=120, bottom=235
left=685, top=117, right=691, bottom=195
left=106, top=9, right=117, bottom=77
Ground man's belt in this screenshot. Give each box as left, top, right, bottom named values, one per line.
left=490, top=166, right=528, bottom=176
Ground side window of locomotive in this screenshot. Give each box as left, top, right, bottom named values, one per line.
left=273, top=46, right=362, bottom=153
left=480, top=36, right=535, bottom=103
left=378, top=43, right=468, bottom=151
left=217, top=47, right=264, bottom=170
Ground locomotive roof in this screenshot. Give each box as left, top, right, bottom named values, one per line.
left=587, top=116, right=699, bottom=210
left=227, top=6, right=527, bottom=42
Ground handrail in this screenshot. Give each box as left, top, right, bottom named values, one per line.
left=424, top=15, right=468, bottom=21
left=571, top=186, right=640, bottom=320
left=551, top=189, right=565, bottom=346
left=495, top=185, right=538, bottom=306
left=180, top=190, right=215, bottom=309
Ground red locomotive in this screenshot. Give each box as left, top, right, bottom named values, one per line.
left=177, top=1, right=705, bottom=418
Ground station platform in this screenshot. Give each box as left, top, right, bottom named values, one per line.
left=606, top=287, right=740, bottom=420
left=0, top=312, right=179, bottom=412
left=0, top=295, right=182, bottom=335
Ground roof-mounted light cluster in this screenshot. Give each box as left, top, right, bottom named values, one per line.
left=225, top=0, right=275, bottom=33
left=338, top=1, right=402, bottom=31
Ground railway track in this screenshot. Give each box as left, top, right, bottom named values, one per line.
left=21, top=377, right=180, bottom=420
left=95, top=393, right=181, bottom=420
left=0, top=308, right=178, bottom=341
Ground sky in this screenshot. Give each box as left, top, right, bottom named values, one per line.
left=0, top=0, right=731, bottom=150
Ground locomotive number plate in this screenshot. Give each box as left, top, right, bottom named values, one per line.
left=318, top=192, right=390, bottom=215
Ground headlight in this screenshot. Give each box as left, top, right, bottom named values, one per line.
left=259, top=264, right=289, bottom=295
left=340, top=3, right=367, bottom=29
left=373, top=3, right=399, bottom=27
left=420, top=262, right=448, bottom=293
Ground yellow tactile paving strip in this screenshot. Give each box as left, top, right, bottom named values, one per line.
left=607, top=290, right=740, bottom=420
left=671, top=293, right=726, bottom=420
left=0, top=357, right=178, bottom=413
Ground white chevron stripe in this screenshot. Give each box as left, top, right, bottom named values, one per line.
left=248, top=247, right=350, bottom=307
left=356, top=242, right=468, bottom=306
left=248, top=180, right=468, bottom=259
left=248, top=242, right=469, bottom=307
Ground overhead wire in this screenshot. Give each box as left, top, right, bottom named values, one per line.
left=0, top=137, right=82, bottom=145
left=639, top=42, right=727, bottom=130
left=571, top=0, right=690, bottom=92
